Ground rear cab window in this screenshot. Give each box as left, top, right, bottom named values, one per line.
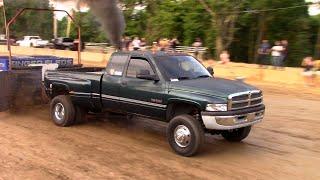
left=126, top=58, right=155, bottom=78
left=106, top=55, right=129, bottom=76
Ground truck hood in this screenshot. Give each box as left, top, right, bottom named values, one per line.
left=169, top=78, right=258, bottom=98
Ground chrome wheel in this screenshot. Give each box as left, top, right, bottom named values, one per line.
left=54, top=103, right=65, bottom=122
left=174, top=125, right=191, bottom=148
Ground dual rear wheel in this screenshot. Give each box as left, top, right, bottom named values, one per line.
left=50, top=95, right=87, bottom=127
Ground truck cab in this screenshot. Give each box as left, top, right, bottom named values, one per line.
left=45, top=51, right=265, bottom=157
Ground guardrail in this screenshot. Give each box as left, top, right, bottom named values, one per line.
left=173, top=46, right=208, bottom=54
left=84, top=43, right=208, bottom=55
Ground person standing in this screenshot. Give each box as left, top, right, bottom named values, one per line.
left=132, top=37, right=141, bottom=51
left=271, top=41, right=284, bottom=69
left=140, top=38, right=147, bottom=50
left=301, top=56, right=315, bottom=86
left=280, top=40, right=289, bottom=67
left=170, top=38, right=180, bottom=52
left=159, top=38, right=170, bottom=51
left=219, top=50, right=230, bottom=64
left=257, top=40, right=271, bottom=68
left=151, top=41, right=159, bottom=53
left=192, top=38, right=203, bottom=59
left=124, top=36, right=131, bottom=51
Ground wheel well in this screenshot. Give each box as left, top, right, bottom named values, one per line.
left=51, top=84, right=70, bottom=98
left=166, top=102, right=203, bottom=123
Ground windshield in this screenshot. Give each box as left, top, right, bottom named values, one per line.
left=30, top=36, right=40, bottom=40
left=155, top=56, right=211, bottom=81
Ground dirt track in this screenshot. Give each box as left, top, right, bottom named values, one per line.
left=0, top=84, right=320, bottom=180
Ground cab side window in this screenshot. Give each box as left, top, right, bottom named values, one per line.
left=106, top=55, right=128, bottom=76
left=126, top=58, right=155, bottom=78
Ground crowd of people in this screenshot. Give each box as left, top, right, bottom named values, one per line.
left=121, top=37, right=209, bottom=61
left=257, top=40, right=288, bottom=69
left=121, top=36, right=181, bottom=52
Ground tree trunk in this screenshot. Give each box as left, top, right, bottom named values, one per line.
left=215, top=34, right=224, bottom=60
left=248, top=25, right=256, bottom=63
left=315, top=24, right=320, bottom=59
left=254, top=12, right=267, bottom=64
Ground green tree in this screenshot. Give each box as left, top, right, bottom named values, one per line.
left=68, top=11, right=107, bottom=42
left=0, top=0, right=53, bottom=40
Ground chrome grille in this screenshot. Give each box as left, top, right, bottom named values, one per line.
left=228, top=90, right=263, bottom=110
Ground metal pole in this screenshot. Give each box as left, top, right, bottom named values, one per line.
left=6, top=8, right=82, bottom=67
left=78, top=27, right=81, bottom=64
left=1, top=0, right=10, bottom=70
left=2, top=0, right=7, bottom=35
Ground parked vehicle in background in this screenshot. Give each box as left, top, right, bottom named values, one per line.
left=0, top=34, right=7, bottom=45
left=0, top=34, right=16, bottom=45
left=44, top=51, right=265, bottom=157
left=16, top=36, right=49, bottom=48
left=73, top=38, right=85, bottom=51
left=50, top=37, right=85, bottom=51
left=52, top=37, right=75, bottom=50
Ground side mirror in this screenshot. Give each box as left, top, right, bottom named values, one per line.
left=207, top=67, right=214, bottom=76
left=136, top=69, right=159, bottom=81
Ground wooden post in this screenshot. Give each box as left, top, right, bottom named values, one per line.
left=53, top=13, right=58, bottom=38
left=66, top=11, right=72, bottom=37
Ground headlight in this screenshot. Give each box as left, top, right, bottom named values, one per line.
left=206, top=104, right=227, bottom=112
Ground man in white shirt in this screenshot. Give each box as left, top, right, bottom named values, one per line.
left=132, top=37, right=141, bottom=51
left=271, top=41, right=284, bottom=68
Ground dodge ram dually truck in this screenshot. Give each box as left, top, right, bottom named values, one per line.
left=44, top=51, right=265, bottom=157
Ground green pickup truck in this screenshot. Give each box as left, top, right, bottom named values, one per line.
left=44, top=51, right=265, bottom=156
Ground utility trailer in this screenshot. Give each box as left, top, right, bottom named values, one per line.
left=0, top=8, right=82, bottom=112
left=0, top=56, right=75, bottom=112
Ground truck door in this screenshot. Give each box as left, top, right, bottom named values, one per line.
left=119, top=57, right=166, bottom=119
left=101, top=54, right=129, bottom=112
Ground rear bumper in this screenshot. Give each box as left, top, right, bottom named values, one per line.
left=201, top=105, right=265, bottom=130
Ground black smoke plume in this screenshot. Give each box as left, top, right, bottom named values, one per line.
left=56, top=0, right=125, bottom=49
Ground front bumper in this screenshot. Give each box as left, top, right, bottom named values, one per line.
left=201, top=105, right=265, bottom=130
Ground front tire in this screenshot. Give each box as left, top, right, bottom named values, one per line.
left=222, top=126, right=251, bottom=142
left=50, top=95, right=75, bottom=127
left=167, top=115, right=204, bottom=157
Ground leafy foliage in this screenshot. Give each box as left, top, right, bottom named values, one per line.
left=0, top=0, right=53, bottom=40
left=0, top=0, right=318, bottom=66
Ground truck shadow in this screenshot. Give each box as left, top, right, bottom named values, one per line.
left=83, top=113, right=253, bottom=157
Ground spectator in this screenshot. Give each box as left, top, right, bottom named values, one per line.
left=314, top=60, right=320, bottom=73
left=159, top=38, right=170, bottom=51
left=170, top=38, right=180, bottom=52
left=271, top=41, right=284, bottom=69
left=121, top=36, right=129, bottom=51
left=140, top=38, right=147, bottom=50
left=192, top=38, right=203, bottom=59
left=124, top=36, right=131, bottom=51
left=280, top=40, right=289, bottom=68
left=257, top=40, right=271, bottom=68
left=301, top=56, right=315, bottom=86
left=132, top=37, right=141, bottom=51
left=219, top=50, right=230, bottom=64
left=151, top=42, right=159, bottom=53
